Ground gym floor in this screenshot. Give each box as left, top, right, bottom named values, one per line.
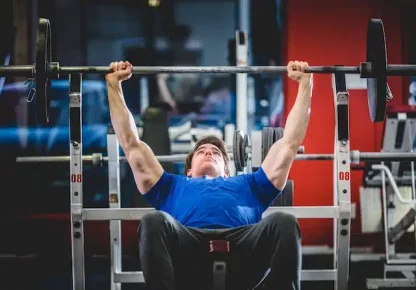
left=0, top=256, right=376, bottom=290
left=0, top=255, right=393, bottom=290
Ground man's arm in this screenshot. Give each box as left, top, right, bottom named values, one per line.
left=106, top=61, right=164, bottom=194
left=262, top=61, right=312, bottom=190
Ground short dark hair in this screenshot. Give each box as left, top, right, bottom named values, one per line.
left=185, top=135, right=230, bottom=176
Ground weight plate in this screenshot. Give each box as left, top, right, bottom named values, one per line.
left=273, top=127, right=284, bottom=143
left=261, top=127, right=274, bottom=162
left=283, top=180, right=294, bottom=206
left=233, top=130, right=246, bottom=172
left=242, top=133, right=249, bottom=168
left=366, top=19, right=387, bottom=123
left=36, top=18, right=52, bottom=125
left=273, top=194, right=283, bottom=206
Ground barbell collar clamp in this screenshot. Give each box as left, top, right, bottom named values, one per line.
left=350, top=150, right=360, bottom=164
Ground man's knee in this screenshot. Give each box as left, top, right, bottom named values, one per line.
left=138, top=210, right=175, bottom=235
left=263, top=212, right=300, bottom=236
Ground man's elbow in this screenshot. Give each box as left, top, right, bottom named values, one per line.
left=273, top=179, right=287, bottom=192
left=270, top=163, right=291, bottom=190
left=269, top=149, right=295, bottom=190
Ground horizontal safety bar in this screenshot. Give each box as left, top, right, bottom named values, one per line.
left=113, top=269, right=337, bottom=283
left=82, top=206, right=348, bottom=221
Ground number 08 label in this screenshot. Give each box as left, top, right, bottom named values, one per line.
left=71, top=174, right=82, bottom=183
left=338, top=172, right=350, bottom=181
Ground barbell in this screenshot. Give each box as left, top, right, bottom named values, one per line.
left=1, top=18, right=414, bottom=125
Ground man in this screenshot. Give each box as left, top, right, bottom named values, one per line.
left=106, top=60, right=312, bottom=290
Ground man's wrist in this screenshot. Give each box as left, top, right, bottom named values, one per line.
left=106, top=77, right=121, bottom=88
left=298, top=78, right=312, bottom=91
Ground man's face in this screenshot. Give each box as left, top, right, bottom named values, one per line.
left=186, top=143, right=227, bottom=178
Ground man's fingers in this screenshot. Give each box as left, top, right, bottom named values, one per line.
left=286, top=60, right=312, bottom=84
left=287, top=61, right=294, bottom=72
left=295, top=61, right=302, bottom=72
left=109, top=62, right=116, bottom=71
left=108, top=61, right=133, bottom=75
left=290, top=60, right=298, bottom=72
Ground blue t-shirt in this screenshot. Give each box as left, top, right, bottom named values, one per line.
left=143, top=167, right=282, bottom=229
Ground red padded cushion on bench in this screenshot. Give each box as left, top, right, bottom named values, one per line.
left=209, top=240, right=230, bottom=253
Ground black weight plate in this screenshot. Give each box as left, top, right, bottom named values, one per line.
left=283, top=180, right=294, bottom=206
left=273, top=127, right=284, bottom=143
left=273, top=194, right=283, bottom=206
left=261, top=127, right=274, bottom=162
left=272, top=180, right=294, bottom=207
left=242, top=133, right=249, bottom=168
left=233, top=130, right=245, bottom=172
left=233, top=130, right=240, bottom=171
left=366, top=19, right=387, bottom=123
left=36, top=18, right=52, bottom=124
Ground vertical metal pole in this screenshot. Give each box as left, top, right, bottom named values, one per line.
left=386, top=186, right=395, bottom=261
left=224, top=123, right=236, bottom=176
left=108, top=126, right=122, bottom=290
left=332, top=75, right=339, bottom=289
left=381, top=161, right=391, bottom=264
left=238, top=0, right=255, bottom=132
left=236, top=30, right=248, bottom=135
left=140, top=76, right=149, bottom=115
left=238, top=0, right=251, bottom=64
left=332, top=71, right=352, bottom=290
left=69, top=74, right=85, bottom=290
left=406, top=118, right=416, bottom=245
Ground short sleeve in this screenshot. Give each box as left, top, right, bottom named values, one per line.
left=142, top=171, right=176, bottom=209
left=249, top=167, right=282, bottom=208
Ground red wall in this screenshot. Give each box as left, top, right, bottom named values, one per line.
left=284, top=0, right=404, bottom=246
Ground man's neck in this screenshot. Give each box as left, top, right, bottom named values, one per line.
left=192, top=173, right=221, bottom=179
